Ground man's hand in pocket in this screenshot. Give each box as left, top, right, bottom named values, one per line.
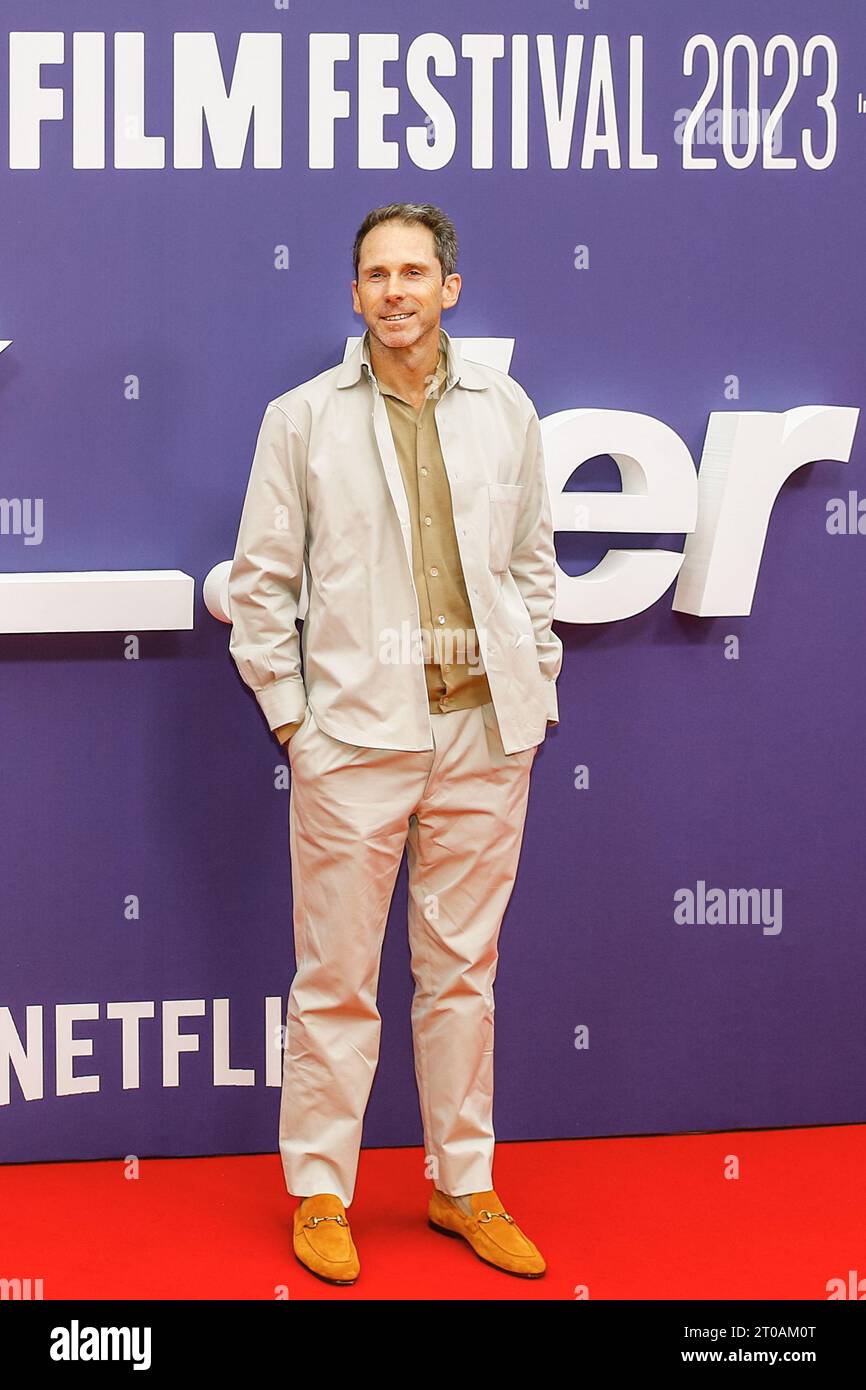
left=275, top=719, right=303, bottom=748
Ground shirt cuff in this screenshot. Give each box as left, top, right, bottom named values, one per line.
left=541, top=678, right=559, bottom=724
left=256, top=677, right=308, bottom=731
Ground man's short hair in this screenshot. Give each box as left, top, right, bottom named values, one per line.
left=353, top=203, right=458, bottom=283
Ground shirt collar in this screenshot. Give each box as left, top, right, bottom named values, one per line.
left=336, top=325, right=489, bottom=391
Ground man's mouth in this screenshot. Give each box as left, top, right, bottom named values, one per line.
left=382, top=312, right=414, bottom=322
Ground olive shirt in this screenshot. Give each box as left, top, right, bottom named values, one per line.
left=276, top=329, right=491, bottom=746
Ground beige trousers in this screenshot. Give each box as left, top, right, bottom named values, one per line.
left=279, top=699, right=538, bottom=1207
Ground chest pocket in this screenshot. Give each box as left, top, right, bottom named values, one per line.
left=487, top=482, right=524, bottom=573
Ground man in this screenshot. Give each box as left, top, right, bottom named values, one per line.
left=228, top=203, right=562, bottom=1285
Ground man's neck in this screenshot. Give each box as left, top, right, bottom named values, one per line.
left=366, top=325, right=444, bottom=408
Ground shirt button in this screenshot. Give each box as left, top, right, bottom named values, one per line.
left=430, top=566, right=439, bottom=576
left=437, top=614, right=446, bottom=624
left=424, top=516, right=432, bottom=526
left=420, top=467, right=428, bottom=476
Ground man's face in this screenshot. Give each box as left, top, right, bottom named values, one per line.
left=351, top=220, right=460, bottom=351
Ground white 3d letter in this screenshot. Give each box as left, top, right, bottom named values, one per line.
left=672, top=407, right=860, bottom=615
left=544, top=409, right=698, bottom=623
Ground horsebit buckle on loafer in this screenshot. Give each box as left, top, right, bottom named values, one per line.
left=478, top=1209, right=514, bottom=1224
left=304, top=1214, right=348, bottom=1229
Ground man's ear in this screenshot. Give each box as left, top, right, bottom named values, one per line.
left=442, top=272, right=461, bottom=310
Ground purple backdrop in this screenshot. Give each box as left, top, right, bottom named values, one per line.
left=2, top=0, right=865, bottom=1166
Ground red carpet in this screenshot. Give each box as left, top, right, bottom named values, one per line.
left=2, top=1125, right=863, bottom=1300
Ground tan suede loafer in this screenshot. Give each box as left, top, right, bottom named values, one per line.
left=428, top=1188, right=546, bottom=1277
left=293, top=1193, right=360, bottom=1285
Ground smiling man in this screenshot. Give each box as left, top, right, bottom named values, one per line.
left=228, top=202, right=562, bottom=1286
